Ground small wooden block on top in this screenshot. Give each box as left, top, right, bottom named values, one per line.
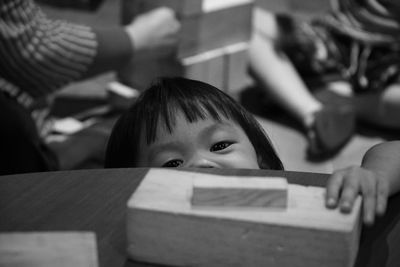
left=192, top=176, right=288, bottom=208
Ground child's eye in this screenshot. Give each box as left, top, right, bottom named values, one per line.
left=210, top=141, right=233, bottom=152
left=162, top=159, right=183, bottom=168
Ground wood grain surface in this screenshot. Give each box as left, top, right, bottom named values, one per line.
left=192, top=175, right=287, bottom=208
left=1, top=168, right=400, bottom=267
left=0, top=232, right=98, bottom=267
left=127, top=169, right=360, bottom=267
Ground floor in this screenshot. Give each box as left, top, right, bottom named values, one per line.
left=241, top=86, right=395, bottom=173
left=40, top=0, right=397, bottom=174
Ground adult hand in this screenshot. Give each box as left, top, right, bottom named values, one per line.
left=124, top=7, right=181, bottom=59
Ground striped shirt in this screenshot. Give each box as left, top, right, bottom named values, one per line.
left=0, top=0, right=132, bottom=109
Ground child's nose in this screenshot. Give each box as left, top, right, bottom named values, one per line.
left=187, top=155, right=218, bottom=168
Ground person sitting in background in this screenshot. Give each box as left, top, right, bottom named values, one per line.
left=249, top=0, right=400, bottom=159
left=0, top=0, right=180, bottom=175
left=105, top=77, right=400, bottom=226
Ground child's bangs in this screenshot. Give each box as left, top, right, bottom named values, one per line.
left=144, top=93, right=235, bottom=144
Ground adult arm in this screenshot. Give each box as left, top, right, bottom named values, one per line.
left=0, top=0, right=179, bottom=99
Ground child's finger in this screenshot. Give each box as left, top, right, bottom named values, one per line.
left=362, top=189, right=376, bottom=225
left=339, top=176, right=359, bottom=213
left=325, top=172, right=344, bottom=208
left=360, top=174, right=378, bottom=225
left=376, top=179, right=389, bottom=216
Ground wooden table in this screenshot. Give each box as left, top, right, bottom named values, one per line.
left=1, top=168, right=400, bottom=267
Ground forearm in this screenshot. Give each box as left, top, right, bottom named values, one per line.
left=0, top=0, right=133, bottom=97
left=0, top=0, right=96, bottom=96
left=83, top=27, right=133, bottom=78
left=362, top=141, right=400, bottom=196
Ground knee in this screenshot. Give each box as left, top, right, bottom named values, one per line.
left=376, top=85, right=400, bottom=128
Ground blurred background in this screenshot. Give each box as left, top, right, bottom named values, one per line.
left=37, top=0, right=398, bottom=173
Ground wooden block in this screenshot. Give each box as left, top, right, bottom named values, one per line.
left=224, top=42, right=252, bottom=97
left=121, top=0, right=254, bottom=58
left=121, top=0, right=202, bottom=21
left=203, top=53, right=225, bottom=90
left=119, top=42, right=252, bottom=92
left=203, top=0, right=254, bottom=12
left=182, top=48, right=225, bottom=90
left=255, top=0, right=290, bottom=14
left=127, top=169, right=361, bottom=267
left=117, top=55, right=182, bottom=91
left=179, top=1, right=253, bottom=58
left=192, top=176, right=288, bottom=208
left=183, top=43, right=251, bottom=94
left=0, top=232, right=98, bottom=267
left=106, top=81, right=140, bottom=110
left=122, top=0, right=253, bottom=19
left=118, top=46, right=226, bottom=91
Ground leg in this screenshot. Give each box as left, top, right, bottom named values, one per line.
left=249, top=10, right=355, bottom=158
left=354, top=84, right=400, bottom=129
left=0, top=93, right=59, bottom=175
left=249, top=30, right=323, bottom=128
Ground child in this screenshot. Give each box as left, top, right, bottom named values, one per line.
left=105, top=77, right=284, bottom=171
left=105, top=77, right=400, bottom=225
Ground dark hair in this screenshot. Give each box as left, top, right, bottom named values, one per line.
left=105, top=77, right=283, bottom=170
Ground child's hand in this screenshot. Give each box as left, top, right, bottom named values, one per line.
left=325, top=166, right=389, bottom=225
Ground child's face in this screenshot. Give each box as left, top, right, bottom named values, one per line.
left=136, top=111, right=260, bottom=169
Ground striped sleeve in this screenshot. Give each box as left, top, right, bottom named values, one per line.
left=0, top=0, right=132, bottom=99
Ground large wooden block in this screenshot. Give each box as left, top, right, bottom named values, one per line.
left=255, top=0, right=330, bottom=13
left=179, top=0, right=253, bottom=58
left=117, top=55, right=181, bottom=91
left=122, top=0, right=253, bottom=19
left=224, top=42, right=252, bottom=97
left=118, top=43, right=248, bottom=92
left=121, top=0, right=202, bottom=19
left=121, top=0, right=253, bottom=58
left=181, top=48, right=226, bottom=90
left=127, top=169, right=361, bottom=267
left=192, top=176, right=288, bottom=208
left=117, top=51, right=225, bottom=91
